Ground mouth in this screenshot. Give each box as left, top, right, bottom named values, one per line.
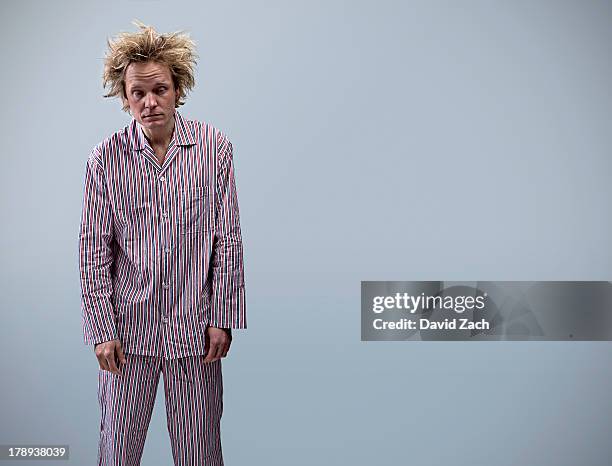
left=143, top=114, right=162, bottom=119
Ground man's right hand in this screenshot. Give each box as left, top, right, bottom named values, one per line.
left=94, top=339, right=127, bottom=376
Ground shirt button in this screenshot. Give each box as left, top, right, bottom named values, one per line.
left=164, top=247, right=171, bottom=254
left=162, top=212, right=168, bottom=218
left=159, top=176, right=166, bottom=182
left=162, top=282, right=170, bottom=289
left=162, top=316, right=168, bottom=323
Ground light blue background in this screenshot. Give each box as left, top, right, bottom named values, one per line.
left=1, top=0, right=611, bottom=465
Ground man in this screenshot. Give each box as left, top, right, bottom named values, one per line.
left=78, top=20, right=246, bottom=465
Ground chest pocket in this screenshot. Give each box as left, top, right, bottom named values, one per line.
left=180, top=186, right=211, bottom=234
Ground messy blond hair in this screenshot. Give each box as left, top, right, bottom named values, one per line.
left=102, top=19, right=198, bottom=112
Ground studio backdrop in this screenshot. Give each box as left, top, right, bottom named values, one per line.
left=1, top=1, right=611, bottom=465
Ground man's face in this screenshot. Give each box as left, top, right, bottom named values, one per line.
left=122, top=61, right=180, bottom=132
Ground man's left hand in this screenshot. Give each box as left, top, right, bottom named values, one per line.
left=204, top=326, right=232, bottom=363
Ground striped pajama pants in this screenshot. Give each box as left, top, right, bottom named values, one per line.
left=97, top=353, right=224, bottom=465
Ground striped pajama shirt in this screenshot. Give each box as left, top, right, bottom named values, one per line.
left=79, top=109, right=246, bottom=465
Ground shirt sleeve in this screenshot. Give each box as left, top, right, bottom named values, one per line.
left=207, top=132, right=247, bottom=329
left=78, top=146, right=119, bottom=345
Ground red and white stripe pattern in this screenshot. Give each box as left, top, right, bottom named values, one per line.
left=79, top=109, right=246, bottom=359
left=97, top=353, right=224, bottom=465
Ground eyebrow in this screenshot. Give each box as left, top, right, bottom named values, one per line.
left=128, top=81, right=170, bottom=90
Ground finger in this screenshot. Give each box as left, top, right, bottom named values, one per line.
left=98, top=356, right=109, bottom=372
left=213, top=342, right=227, bottom=361
left=204, top=333, right=218, bottom=363
left=203, top=346, right=217, bottom=363
left=214, top=340, right=227, bottom=360
left=203, top=336, right=211, bottom=363
left=116, top=344, right=127, bottom=365
left=106, top=352, right=121, bottom=376
left=204, top=341, right=221, bottom=363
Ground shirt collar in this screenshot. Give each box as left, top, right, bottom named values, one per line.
left=130, top=108, right=195, bottom=151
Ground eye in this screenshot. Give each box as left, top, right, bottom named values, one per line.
left=157, top=87, right=167, bottom=93
left=132, top=90, right=143, bottom=98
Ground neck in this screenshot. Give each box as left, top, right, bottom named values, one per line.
left=142, top=114, right=175, bottom=147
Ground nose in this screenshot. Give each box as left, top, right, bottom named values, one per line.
left=144, top=91, right=158, bottom=109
